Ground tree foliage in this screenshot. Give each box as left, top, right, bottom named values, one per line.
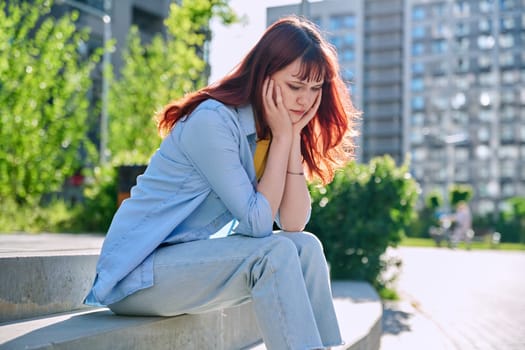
left=449, top=184, right=474, bottom=208
left=307, top=156, right=419, bottom=290
left=0, top=0, right=99, bottom=206
left=108, top=0, right=237, bottom=165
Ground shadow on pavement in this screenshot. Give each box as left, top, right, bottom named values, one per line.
left=381, top=302, right=413, bottom=335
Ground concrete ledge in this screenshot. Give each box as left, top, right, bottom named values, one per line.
left=332, top=282, right=382, bottom=350
left=0, top=303, right=261, bottom=350
left=0, top=233, right=103, bottom=322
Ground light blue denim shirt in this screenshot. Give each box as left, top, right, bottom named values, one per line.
left=84, top=99, right=300, bottom=306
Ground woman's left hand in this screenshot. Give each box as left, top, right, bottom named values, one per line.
left=292, top=91, right=321, bottom=135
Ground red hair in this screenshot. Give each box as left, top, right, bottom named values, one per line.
left=156, top=16, right=360, bottom=184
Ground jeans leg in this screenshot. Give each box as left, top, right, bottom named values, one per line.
left=108, top=235, right=324, bottom=349
left=276, top=231, right=343, bottom=348
left=248, top=235, right=323, bottom=350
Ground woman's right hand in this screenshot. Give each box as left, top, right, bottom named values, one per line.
left=262, top=77, right=293, bottom=139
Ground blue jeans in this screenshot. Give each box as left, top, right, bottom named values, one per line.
left=109, top=231, right=342, bottom=349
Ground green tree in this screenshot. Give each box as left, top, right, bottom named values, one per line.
left=307, top=156, right=419, bottom=291
left=0, top=0, right=99, bottom=206
left=449, top=184, right=474, bottom=208
left=108, top=0, right=237, bottom=165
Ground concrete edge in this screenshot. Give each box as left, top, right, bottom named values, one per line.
left=0, top=303, right=261, bottom=350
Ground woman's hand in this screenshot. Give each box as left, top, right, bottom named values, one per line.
left=292, top=91, right=321, bottom=135
left=262, top=78, right=293, bottom=139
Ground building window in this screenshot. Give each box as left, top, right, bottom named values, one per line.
left=479, top=0, right=493, bottom=13
left=478, top=127, right=491, bottom=142
left=412, top=61, right=425, bottom=75
left=456, top=57, right=470, bottom=73
left=479, top=19, right=492, bottom=33
left=479, top=71, right=496, bottom=86
left=411, top=113, right=425, bottom=126
left=456, top=37, right=470, bottom=51
left=412, top=25, right=426, bottom=39
left=411, top=96, right=425, bottom=110
left=456, top=22, right=470, bottom=36
left=412, top=43, right=425, bottom=56
left=502, top=70, right=520, bottom=84
left=431, top=39, right=447, bottom=54
left=501, top=125, right=515, bottom=142
left=344, top=34, right=355, bottom=46
left=499, top=34, right=515, bottom=48
left=500, top=52, right=515, bottom=66
left=432, top=2, right=447, bottom=16
left=501, top=160, right=516, bottom=178
left=341, top=49, right=355, bottom=62
left=502, top=106, right=516, bottom=121
left=501, top=17, right=516, bottom=31
left=502, top=183, right=516, bottom=197
left=432, top=61, right=447, bottom=76
left=499, top=145, right=519, bottom=158
left=479, top=110, right=495, bottom=121
left=329, top=14, right=355, bottom=31
left=330, top=36, right=342, bottom=48
left=500, top=0, right=518, bottom=11
left=478, top=35, right=496, bottom=49
left=453, top=2, right=470, bottom=16
left=411, top=78, right=424, bottom=91
left=412, top=6, right=426, bottom=21
left=501, top=90, right=516, bottom=104
left=478, top=55, right=492, bottom=70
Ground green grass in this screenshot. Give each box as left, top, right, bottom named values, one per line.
left=401, top=237, right=525, bottom=251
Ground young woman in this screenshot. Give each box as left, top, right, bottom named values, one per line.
left=85, top=15, right=359, bottom=349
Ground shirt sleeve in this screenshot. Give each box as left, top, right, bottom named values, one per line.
left=178, top=104, right=274, bottom=238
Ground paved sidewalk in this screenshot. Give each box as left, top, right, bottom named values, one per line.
left=379, top=247, right=525, bottom=350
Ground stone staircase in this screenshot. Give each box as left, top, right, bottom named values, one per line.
left=0, top=233, right=382, bottom=349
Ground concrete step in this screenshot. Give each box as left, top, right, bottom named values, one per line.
left=0, top=303, right=261, bottom=350
left=0, top=233, right=103, bottom=322
left=0, top=283, right=381, bottom=350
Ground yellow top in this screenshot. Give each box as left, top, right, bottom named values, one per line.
left=253, top=138, right=271, bottom=180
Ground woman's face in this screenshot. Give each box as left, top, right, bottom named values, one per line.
left=271, top=59, right=324, bottom=123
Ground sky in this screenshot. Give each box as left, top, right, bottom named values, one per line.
left=208, top=0, right=300, bottom=83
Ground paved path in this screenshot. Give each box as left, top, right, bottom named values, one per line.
left=380, top=247, right=525, bottom=350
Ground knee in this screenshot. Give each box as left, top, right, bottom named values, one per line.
left=281, top=231, right=326, bottom=260
left=250, top=237, right=300, bottom=285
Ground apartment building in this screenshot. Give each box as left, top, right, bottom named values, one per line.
left=405, top=0, right=525, bottom=214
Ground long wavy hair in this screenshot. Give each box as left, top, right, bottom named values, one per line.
left=156, top=16, right=360, bottom=184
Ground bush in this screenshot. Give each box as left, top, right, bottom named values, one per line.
left=73, top=166, right=118, bottom=233
left=406, top=190, right=443, bottom=238
left=307, top=156, right=418, bottom=291
left=0, top=166, right=117, bottom=234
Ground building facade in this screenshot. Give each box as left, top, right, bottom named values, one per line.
left=268, top=0, right=525, bottom=214
left=405, top=0, right=525, bottom=214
